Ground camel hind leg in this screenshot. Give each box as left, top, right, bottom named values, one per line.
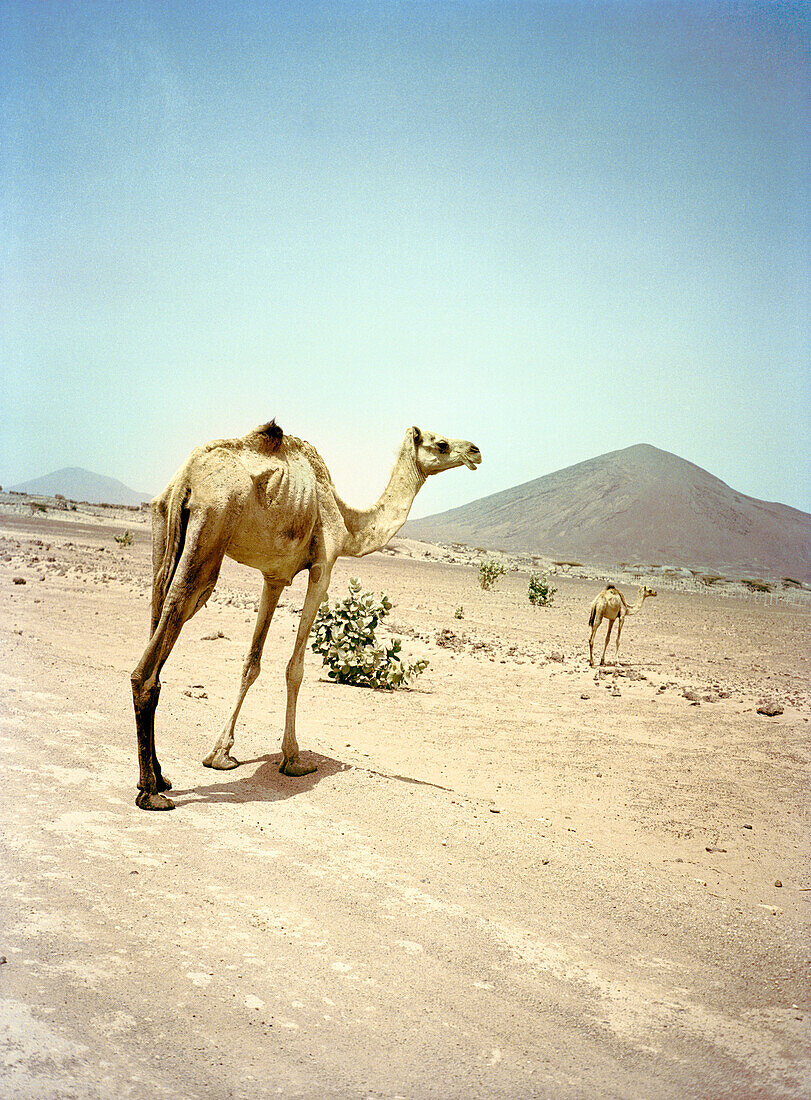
left=600, top=617, right=614, bottom=666
left=588, top=615, right=601, bottom=667
left=131, top=504, right=241, bottom=810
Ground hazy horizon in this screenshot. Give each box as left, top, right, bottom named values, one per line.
left=2, top=1, right=808, bottom=518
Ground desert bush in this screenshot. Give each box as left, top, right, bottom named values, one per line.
left=528, top=572, right=557, bottom=606
left=311, top=578, right=427, bottom=689
left=782, top=577, right=801, bottom=589
left=478, top=559, right=506, bottom=590
left=454, top=605, right=465, bottom=619
left=741, top=578, right=772, bottom=593
left=29, top=502, right=47, bottom=514
left=700, top=574, right=723, bottom=586
left=114, top=530, right=134, bottom=546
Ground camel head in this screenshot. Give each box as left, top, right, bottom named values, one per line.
left=641, top=586, right=657, bottom=599
left=411, top=427, right=482, bottom=476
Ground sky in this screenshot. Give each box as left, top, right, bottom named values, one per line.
left=1, top=0, right=809, bottom=518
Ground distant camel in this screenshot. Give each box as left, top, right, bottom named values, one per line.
left=131, top=421, right=481, bottom=810
left=588, top=583, right=657, bottom=667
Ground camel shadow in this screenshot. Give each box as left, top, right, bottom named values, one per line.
left=170, top=751, right=350, bottom=807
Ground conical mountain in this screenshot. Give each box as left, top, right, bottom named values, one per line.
left=10, top=467, right=151, bottom=507
left=403, top=444, right=810, bottom=581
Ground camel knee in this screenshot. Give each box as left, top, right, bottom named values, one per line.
left=131, top=669, right=160, bottom=713
left=285, top=656, right=304, bottom=694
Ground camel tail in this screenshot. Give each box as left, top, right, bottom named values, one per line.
left=588, top=602, right=597, bottom=627
left=150, top=474, right=191, bottom=634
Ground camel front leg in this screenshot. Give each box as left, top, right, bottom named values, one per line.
left=600, top=618, right=614, bottom=666
left=203, top=577, right=283, bottom=770
left=614, top=615, right=624, bottom=663
left=279, top=562, right=332, bottom=777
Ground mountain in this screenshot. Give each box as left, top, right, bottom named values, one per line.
left=403, top=444, right=811, bottom=582
left=10, top=467, right=152, bottom=507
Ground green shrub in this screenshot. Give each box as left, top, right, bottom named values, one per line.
left=478, top=559, right=506, bottom=590
left=311, top=578, right=427, bottom=689
left=700, top=574, right=723, bottom=586
left=454, top=605, right=465, bottom=620
left=528, top=572, right=557, bottom=606
left=114, top=530, right=134, bottom=546
left=29, top=502, right=47, bottom=514
left=782, top=577, right=801, bottom=589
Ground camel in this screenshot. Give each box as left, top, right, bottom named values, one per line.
left=131, top=420, right=481, bottom=810
left=588, top=583, right=657, bottom=667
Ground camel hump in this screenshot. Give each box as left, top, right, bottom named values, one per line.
left=250, top=419, right=284, bottom=452
left=605, top=583, right=617, bottom=590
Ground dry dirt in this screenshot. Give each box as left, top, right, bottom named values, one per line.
left=1, top=510, right=809, bottom=1099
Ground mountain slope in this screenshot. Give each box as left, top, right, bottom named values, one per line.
left=11, top=467, right=152, bottom=507
left=403, top=444, right=811, bottom=581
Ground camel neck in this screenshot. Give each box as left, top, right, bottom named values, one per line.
left=626, top=591, right=647, bottom=615
left=337, top=435, right=426, bottom=557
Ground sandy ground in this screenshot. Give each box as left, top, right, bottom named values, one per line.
left=1, top=511, right=809, bottom=1099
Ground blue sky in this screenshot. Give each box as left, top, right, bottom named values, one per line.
left=2, top=1, right=808, bottom=517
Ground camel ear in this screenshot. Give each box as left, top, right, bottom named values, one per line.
left=411, top=427, right=422, bottom=447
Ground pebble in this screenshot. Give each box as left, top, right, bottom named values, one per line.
left=12, top=576, right=26, bottom=585
left=775, top=880, right=783, bottom=888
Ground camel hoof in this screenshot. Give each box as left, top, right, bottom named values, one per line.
left=135, top=790, right=175, bottom=811
left=279, top=758, right=317, bottom=778
left=202, top=751, right=239, bottom=771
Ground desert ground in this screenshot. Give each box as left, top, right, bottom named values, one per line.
left=1, top=506, right=809, bottom=1099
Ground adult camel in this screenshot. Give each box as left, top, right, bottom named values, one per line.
left=588, top=583, right=657, bottom=667
left=131, top=421, right=481, bottom=809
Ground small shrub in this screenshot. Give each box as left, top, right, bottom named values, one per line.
left=528, top=572, right=557, bottom=606
left=114, top=530, right=134, bottom=546
left=782, top=577, right=801, bottom=589
left=741, top=578, right=772, bottom=593
left=29, top=502, right=47, bottom=514
left=700, top=574, right=723, bottom=586
left=311, top=578, right=427, bottom=689
left=454, top=605, right=465, bottom=619
left=479, top=559, right=506, bottom=590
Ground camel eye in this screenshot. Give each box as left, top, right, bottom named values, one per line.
left=436, top=440, right=449, bottom=454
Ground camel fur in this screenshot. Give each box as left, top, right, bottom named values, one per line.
left=130, top=421, right=481, bottom=810
left=588, top=583, right=657, bottom=667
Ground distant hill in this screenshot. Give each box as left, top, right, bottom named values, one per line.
left=10, top=467, right=152, bottom=507
left=404, top=444, right=811, bottom=582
